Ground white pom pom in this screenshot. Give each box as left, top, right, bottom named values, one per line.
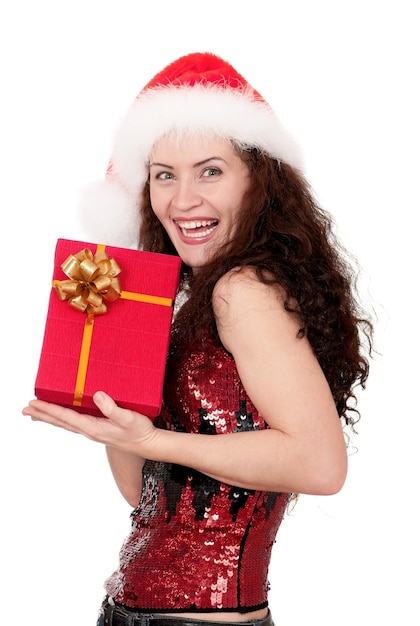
left=76, top=179, right=140, bottom=249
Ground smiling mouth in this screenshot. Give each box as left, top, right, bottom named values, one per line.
left=175, top=219, right=219, bottom=239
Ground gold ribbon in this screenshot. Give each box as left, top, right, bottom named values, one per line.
left=53, top=245, right=122, bottom=315
left=53, top=244, right=173, bottom=407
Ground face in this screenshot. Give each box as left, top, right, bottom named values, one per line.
left=148, top=134, right=250, bottom=272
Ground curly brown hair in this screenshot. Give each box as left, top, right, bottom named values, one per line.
left=139, top=145, right=373, bottom=427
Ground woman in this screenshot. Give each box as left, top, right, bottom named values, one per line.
left=23, top=52, right=373, bottom=625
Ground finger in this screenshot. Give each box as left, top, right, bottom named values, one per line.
left=92, top=391, right=142, bottom=428
left=92, top=391, right=119, bottom=418
left=22, top=398, right=76, bottom=421
left=22, top=399, right=99, bottom=436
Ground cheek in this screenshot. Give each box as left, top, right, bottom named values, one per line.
left=149, top=190, right=164, bottom=221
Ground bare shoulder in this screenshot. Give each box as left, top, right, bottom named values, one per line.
left=212, top=266, right=285, bottom=318
left=212, top=267, right=296, bottom=353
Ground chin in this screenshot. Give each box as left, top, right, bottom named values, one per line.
left=181, top=253, right=210, bottom=271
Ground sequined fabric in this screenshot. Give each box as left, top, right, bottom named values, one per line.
left=104, top=334, right=289, bottom=612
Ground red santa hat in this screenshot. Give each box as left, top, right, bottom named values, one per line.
left=78, top=52, right=303, bottom=248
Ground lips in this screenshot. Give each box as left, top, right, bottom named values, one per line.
left=174, top=219, right=218, bottom=239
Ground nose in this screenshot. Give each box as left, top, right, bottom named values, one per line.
left=171, top=179, right=202, bottom=211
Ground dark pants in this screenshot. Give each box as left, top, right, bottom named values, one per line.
left=97, top=597, right=275, bottom=626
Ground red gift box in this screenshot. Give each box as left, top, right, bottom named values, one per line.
left=35, top=239, right=181, bottom=419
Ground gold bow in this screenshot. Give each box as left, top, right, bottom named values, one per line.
left=54, top=248, right=122, bottom=315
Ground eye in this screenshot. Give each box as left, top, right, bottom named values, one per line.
left=155, top=171, right=175, bottom=181
left=202, top=167, right=221, bottom=178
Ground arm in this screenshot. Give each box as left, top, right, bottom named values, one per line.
left=210, top=268, right=348, bottom=493
left=23, top=269, right=347, bottom=496
left=106, top=446, right=144, bottom=508
left=144, top=269, right=347, bottom=494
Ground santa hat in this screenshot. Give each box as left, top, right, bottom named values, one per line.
left=78, top=52, right=303, bottom=249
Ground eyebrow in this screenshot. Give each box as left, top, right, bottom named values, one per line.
left=149, top=156, right=227, bottom=169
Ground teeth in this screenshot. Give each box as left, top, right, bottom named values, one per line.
left=177, top=220, right=216, bottom=230
left=176, top=220, right=218, bottom=238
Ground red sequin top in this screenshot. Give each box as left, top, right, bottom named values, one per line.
left=104, top=334, right=289, bottom=613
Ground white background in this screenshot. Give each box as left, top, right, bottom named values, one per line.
left=1, top=1, right=418, bottom=624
